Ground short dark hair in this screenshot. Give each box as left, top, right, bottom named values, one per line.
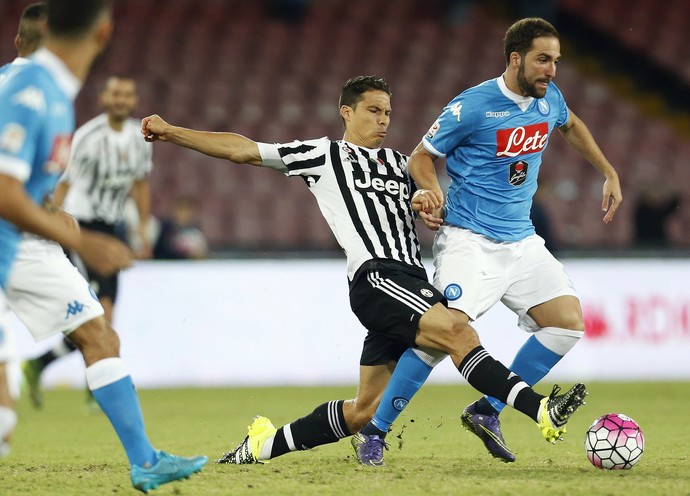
left=18, top=3, right=46, bottom=53
left=103, top=74, right=137, bottom=89
left=503, top=18, right=559, bottom=64
left=46, top=0, right=112, bottom=39
left=20, top=2, right=45, bottom=22
left=339, top=76, right=391, bottom=109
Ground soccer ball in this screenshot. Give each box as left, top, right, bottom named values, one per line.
left=585, top=413, right=644, bottom=470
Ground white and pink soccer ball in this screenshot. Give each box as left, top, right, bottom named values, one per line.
left=585, top=413, right=645, bottom=470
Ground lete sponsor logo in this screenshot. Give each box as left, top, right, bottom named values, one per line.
left=496, top=122, right=549, bottom=158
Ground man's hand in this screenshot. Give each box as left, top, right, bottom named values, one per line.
left=412, top=189, right=444, bottom=231
left=602, top=175, right=622, bottom=224
left=419, top=208, right=444, bottom=231
left=141, top=114, right=171, bottom=142
left=412, top=189, right=443, bottom=213
left=77, top=230, right=132, bottom=277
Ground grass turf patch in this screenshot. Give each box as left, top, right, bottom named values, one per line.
left=3, top=382, right=688, bottom=495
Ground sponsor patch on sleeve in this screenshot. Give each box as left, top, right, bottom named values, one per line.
left=0, top=123, right=26, bottom=154
left=425, top=119, right=441, bottom=139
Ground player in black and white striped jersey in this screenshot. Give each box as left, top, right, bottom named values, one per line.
left=57, top=75, right=153, bottom=318
left=22, top=75, right=152, bottom=409
left=260, top=137, right=422, bottom=279
left=142, top=76, right=584, bottom=466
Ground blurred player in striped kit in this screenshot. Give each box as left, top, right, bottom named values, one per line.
left=357, top=17, right=622, bottom=463
left=142, top=75, right=587, bottom=468
left=0, top=0, right=206, bottom=491
left=22, top=73, right=153, bottom=410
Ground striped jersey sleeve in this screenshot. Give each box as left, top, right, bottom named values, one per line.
left=260, top=137, right=424, bottom=279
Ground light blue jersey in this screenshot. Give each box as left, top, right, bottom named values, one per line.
left=422, top=76, right=569, bottom=242
left=0, top=49, right=80, bottom=287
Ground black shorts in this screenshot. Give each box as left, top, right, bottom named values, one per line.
left=72, top=220, right=120, bottom=302
left=349, top=259, right=446, bottom=366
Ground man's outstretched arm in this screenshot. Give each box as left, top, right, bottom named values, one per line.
left=141, top=114, right=263, bottom=166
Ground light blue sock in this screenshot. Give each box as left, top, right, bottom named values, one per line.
left=362, top=348, right=433, bottom=437
left=87, top=359, right=156, bottom=467
left=486, top=334, right=561, bottom=413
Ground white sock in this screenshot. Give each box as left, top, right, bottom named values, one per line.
left=85, top=358, right=129, bottom=390
left=413, top=346, right=448, bottom=367
left=535, top=327, right=583, bottom=355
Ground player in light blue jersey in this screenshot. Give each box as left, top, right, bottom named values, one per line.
left=356, top=17, right=622, bottom=464
left=0, top=0, right=207, bottom=491
left=424, top=72, right=569, bottom=242
left=0, top=1, right=46, bottom=460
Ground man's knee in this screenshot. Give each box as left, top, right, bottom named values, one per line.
left=531, top=297, right=585, bottom=331
left=420, top=317, right=476, bottom=356
left=418, top=306, right=458, bottom=351
left=545, top=308, right=585, bottom=332
left=563, top=310, right=585, bottom=332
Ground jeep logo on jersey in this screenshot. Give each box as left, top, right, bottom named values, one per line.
left=496, top=122, right=549, bottom=158
left=354, top=173, right=410, bottom=201
left=509, top=160, right=529, bottom=186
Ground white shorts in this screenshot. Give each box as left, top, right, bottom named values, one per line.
left=5, top=236, right=104, bottom=341
left=432, top=226, right=578, bottom=332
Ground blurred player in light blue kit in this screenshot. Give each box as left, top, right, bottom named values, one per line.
left=356, top=17, right=622, bottom=463
left=0, top=1, right=47, bottom=460
left=0, top=0, right=207, bottom=491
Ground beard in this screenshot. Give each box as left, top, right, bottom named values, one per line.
left=109, top=107, right=133, bottom=121
left=517, top=61, right=548, bottom=98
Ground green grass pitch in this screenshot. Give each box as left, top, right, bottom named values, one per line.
left=2, top=382, right=688, bottom=495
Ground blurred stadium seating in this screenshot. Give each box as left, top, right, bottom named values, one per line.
left=561, top=0, right=690, bottom=84
left=0, top=0, right=687, bottom=251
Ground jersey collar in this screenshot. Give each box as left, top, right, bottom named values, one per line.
left=31, top=48, right=82, bottom=101
left=496, top=75, right=533, bottom=112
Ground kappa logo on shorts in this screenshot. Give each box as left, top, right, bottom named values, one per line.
left=420, top=288, right=434, bottom=298
left=392, top=397, right=409, bottom=411
left=65, top=300, right=86, bottom=320
left=444, top=283, right=463, bottom=301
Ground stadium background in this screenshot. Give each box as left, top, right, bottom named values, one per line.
left=1, top=0, right=689, bottom=389
left=2, top=0, right=689, bottom=254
